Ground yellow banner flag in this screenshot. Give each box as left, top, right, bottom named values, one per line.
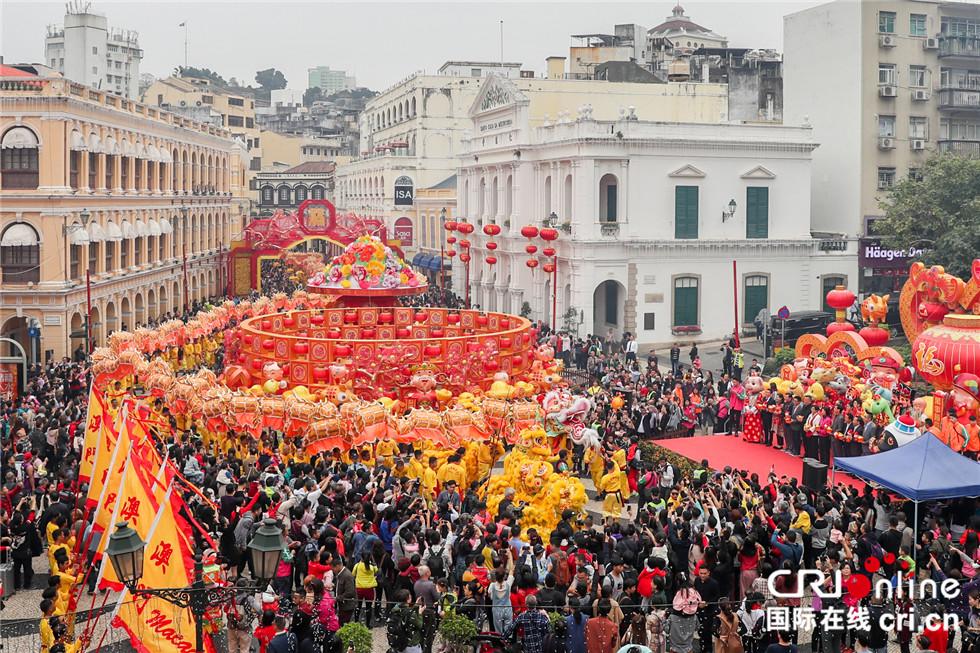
left=111, top=480, right=205, bottom=653
left=86, top=405, right=129, bottom=513
left=79, top=386, right=109, bottom=483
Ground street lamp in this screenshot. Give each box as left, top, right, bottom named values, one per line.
left=722, top=199, right=737, bottom=222
left=105, top=518, right=283, bottom=653
left=439, top=207, right=447, bottom=293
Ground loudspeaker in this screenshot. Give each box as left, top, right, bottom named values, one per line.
left=802, top=457, right=828, bottom=490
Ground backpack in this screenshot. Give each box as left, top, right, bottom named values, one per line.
left=426, top=544, right=447, bottom=580
left=550, top=550, right=571, bottom=588
left=387, top=606, right=415, bottom=651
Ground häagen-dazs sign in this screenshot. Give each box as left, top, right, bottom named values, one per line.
left=859, top=238, right=927, bottom=269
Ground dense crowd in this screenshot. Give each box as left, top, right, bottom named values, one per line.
left=2, top=291, right=979, bottom=653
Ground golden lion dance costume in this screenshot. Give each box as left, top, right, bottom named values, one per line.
left=485, top=428, right=586, bottom=541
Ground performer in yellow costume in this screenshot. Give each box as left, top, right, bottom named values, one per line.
left=375, top=438, right=398, bottom=469
left=477, top=439, right=505, bottom=480
left=599, top=460, right=624, bottom=520
left=421, top=457, right=438, bottom=502
left=436, top=453, right=467, bottom=490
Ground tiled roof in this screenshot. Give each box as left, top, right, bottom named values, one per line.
left=282, top=161, right=336, bottom=174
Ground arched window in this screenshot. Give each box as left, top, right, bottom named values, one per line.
left=311, top=185, right=324, bottom=200
left=563, top=174, right=572, bottom=220
left=294, top=185, right=308, bottom=202
left=0, top=222, right=40, bottom=284
left=490, top=177, right=498, bottom=217
left=411, top=97, right=417, bottom=116
left=743, top=275, right=769, bottom=324
left=478, top=178, right=486, bottom=216
left=278, top=185, right=291, bottom=204
left=262, top=186, right=274, bottom=203
left=504, top=175, right=513, bottom=217
left=672, top=276, right=700, bottom=327
left=599, top=173, right=618, bottom=222
left=1, top=126, right=40, bottom=189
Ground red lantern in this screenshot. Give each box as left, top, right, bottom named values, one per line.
left=483, top=224, right=501, bottom=236
left=460, top=253, right=471, bottom=263
left=251, top=358, right=264, bottom=371
left=261, top=319, right=272, bottom=330
left=476, top=315, right=489, bottom=327
left=431, top=327, right=444, bottom=337
left=825, top=286, right=856, bottom=311
left=424, top=344, right=441, bottom=357
left=484, top=359, right=500, bottom=371
left=263, top=338, right=275, bottom=350
left=486, top=241, right=498, bottom=251
left=460, top=239, right=471, bottom=249
left=456, top=221, right=474, bottom=235
left=526, top=259, right=539, bottom=269
left=396, top=327, right=411, bottom=338
left=467, top=342, right=481, bottom=353
left=361, top=327, right=376, bottom=339
left=539, top=227, right=559, bottom=241
left=500, top=318, right=510, bottom=328
left=311, top=314, right=325, bottom=326
left=446, top=235, right=457, bottom=245
left=313, top=366, right=329, bottom=381
left=283, top=316, right=296, bottom=328
left=859, top=326, right=890, bottom=347
left=415, top=310, right=429, bottom=322
left=826, top=321, right=855, bottom=335
left=242, top=334, right=253, bottom=346
left=293, top=341, right=309, bottom=355
left=379, top=311, right=394, bottom=324
left=334, top=344, right=352, bottom=357
left=328, top=328, right=341, bottom=339
left=542, top=247, right=556, bottom=258
left=520, top=225, right=539, bottom=239
left=543, top=263, right=556, bottom=273
left=447, top=314, right=460, bottom=325
left=486, top=255, right=498, bottom=265
left=499, top=336, right=513, bottom=348
left=343, top=311, right=358, bottom=324
left=911, top=314, right=980, bottom=390
left=447, top=249, right=456, bottom=258
left=444, top=220, right=457, bottom=231
left=525, top=244, right=538, bottom=255
left=512, top=354, right=524, bottom=367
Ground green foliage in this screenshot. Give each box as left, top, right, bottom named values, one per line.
left=639, top=441, right=707, bottom=477
left=175, top=66, right=227, bottom=86
left=304, top=86, right=324, bottom=107
left=255, top=68, right=288, bottom=91
left=336, top=622, right=373, bottom=653
left=520, top=301, right=533, bottom=318
left=438, top=611, right=478, bottom=646
left=877, top=153, right=980, bottom=279
left=773, top=347, right=796, bottom=367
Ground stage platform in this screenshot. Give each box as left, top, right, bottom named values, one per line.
left=655, top=435, right=863, bottom=489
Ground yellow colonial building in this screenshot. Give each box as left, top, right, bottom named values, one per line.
left=0, top=68, right=248, bottom=366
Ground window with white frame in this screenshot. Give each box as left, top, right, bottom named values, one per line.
left=879, top=115, right=896, bottom=137
left=878, top=63, right=897, bottom=85
left=877, top=167, right=897, bottom=189
left=909, top=65, right=927, bottom=87
left=879, top=11, right=896, bottom=33
left=909, top=116, right=929, bottom=139
left=910, top=14, right=927, bottom=37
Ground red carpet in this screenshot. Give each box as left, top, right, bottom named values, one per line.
left=655, top=435, right=862, bottom=489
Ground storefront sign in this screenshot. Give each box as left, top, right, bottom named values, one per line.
left=393, top=217, right=414, bottom=246
left=858, top=238, right=927, bottom=269
left=394, top=175, right=414, bottom=207
left=0, top=361, right=19, bottom=401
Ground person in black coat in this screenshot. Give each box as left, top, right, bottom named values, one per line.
left=10, top=510, right=43, bottom=589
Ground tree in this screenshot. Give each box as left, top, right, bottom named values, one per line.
left=303, top=86, right=324, bottom=107
left=876, top=153, right=980, bottom=279
left=255, top=68, right=287, bottom=91
left=174, top=66, right=227, bottom=86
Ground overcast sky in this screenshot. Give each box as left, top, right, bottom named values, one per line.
left=3, top=0, right=829, bottom=91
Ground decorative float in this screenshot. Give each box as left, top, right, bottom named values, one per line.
left=306, top=235, right=427, bottom=305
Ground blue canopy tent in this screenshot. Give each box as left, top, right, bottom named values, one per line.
left=834, top=435, right=980, bottom=546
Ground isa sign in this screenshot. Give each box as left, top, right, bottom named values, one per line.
left=394, top=175, right=414, bottom=207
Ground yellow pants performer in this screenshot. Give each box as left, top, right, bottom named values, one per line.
left=599, top=471, right=623, bottom=519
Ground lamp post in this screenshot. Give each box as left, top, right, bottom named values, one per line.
left=180, top=206, right=190, bottom=313
left=79, top=209, right=92, bottom=354
left=105, top=518, right=283, bottom=653
left=541, top=212, right=560, bottom=329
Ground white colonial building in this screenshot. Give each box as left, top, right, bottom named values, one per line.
left=457, top=76, right=857, bottom=346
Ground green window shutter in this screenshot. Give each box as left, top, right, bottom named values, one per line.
left=673, top=282, right=699, bottom=326
left=746, top=187, right=769, bottom=239
left=606, top=183, right=617, bottom=221
left=744, top=277, right=769, bottom=323
left=674, top=186, right=698, bottom=239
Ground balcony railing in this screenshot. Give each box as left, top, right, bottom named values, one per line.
left=939, top=36, right=980, bottom=59
left=938, top=88, right=980, bottom=111
left=600, top=222, right=620, bottom=236
left=938, top=139, right=980, bottom=157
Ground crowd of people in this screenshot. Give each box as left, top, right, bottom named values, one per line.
left=2, top=285, right=979, bottom=653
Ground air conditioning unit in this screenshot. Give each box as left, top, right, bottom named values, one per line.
left=196, top=100, right=202, bottom=106
left=923, top=37, right=939, bottom=50
left=911, top=139, right=926, bottom=150
left=879, top=85, right=898, bottom=97
left=179, top=100, right=187, bottom=107
left=878, top=136, right=895, bottom=149
left=879, top=34, right=897, bottom=47
left=912, top=89, right=931, bottom=101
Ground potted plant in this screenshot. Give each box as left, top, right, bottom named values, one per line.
left=560, top=222, right=572, bottom=233
left=336, top=622, right=372, bottom=653
left=520, top=301, right=533, bottom=318
left=437, top=611, right=478, bottom=653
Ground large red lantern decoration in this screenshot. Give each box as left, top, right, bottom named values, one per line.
left=483, top=224, right=501, bottom=236
left=520, top=225, right=539, bottom=239
left=486, top=242, right=498, bottom=251
left=542, top=247, right=556, bottom=258
left=446, top=235, right=457, bottom=245
left=539, top=227, right=559, bottom=242
left=825, top=285, right=856, bottom=335
left=486, top=256, right=498, bottom=265
left=459, top=252, right=471, bottom=263
left=525, top=244, right=538, bottom=255
left=447, top=249, right=457, bottom=258
left=444, top=220, right=457, bottom=231
left=456, top=221, right=474, bottom=235
left=526, top=259, right=539, bottom=269
left=460, top=239, right=471, bottom=250
left=912, top=314, right=980, bottom=391
left=543, top=263, right=555, bottom=273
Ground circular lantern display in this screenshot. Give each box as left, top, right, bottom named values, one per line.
left=526, top=259, right=539, bottom=269
left=486, top=241, right=498, bottom=251
left=911, top=314, right=980, bottom=390
left=525, top=244, right=538, bottom=255
left=486, top=256, right=498, bottom=265
left=520, top=225, right=540, bottom=239
left=483, top=224, right=501, bottom=236
left=539, top=227, right=559, bottom=241
left=542, top=247, right=556, bottom=258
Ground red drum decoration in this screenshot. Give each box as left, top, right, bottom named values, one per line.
left=486, top=242, right=498, bottom=251
left=445, top=220, right=457, bottom=231
left=526, top=259, right=539, bottom=269
left=912, top=314, right=980, bottom=390
left=525, top=244, right=538, bottom=255
left=483, top=224, right=501, bottom=236
left=520, top=225, right=539, bottom=239
left=486, top=256, right=498, bottom=265
left=539, top=227, right=559, bottom=241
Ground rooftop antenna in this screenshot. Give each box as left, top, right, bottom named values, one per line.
left=500, top=20, right=504, bottom=65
